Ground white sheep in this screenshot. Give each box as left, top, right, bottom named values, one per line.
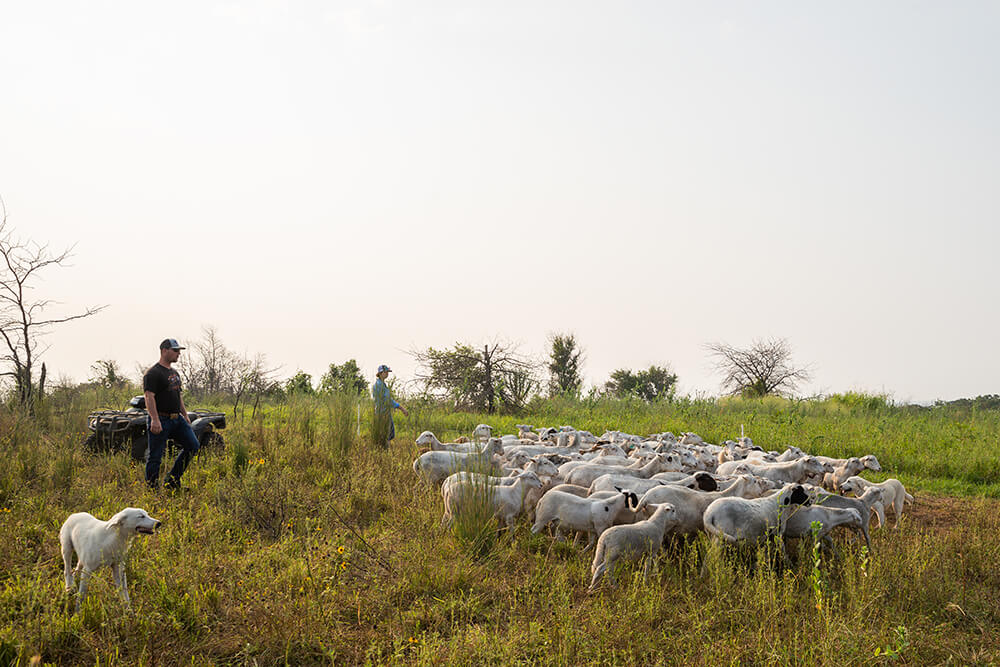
left=416, top=431, right=495, bottom=454
left=840, top=476, right=912, bottom=528
left=782, top=505, right=864, bottom=549
left=442, top=471, right=542, bottom=528
left=794, top=486, right=886, bottom=550
left=822, top=455, right=882, bottom=493
left=588, top=503, right=679, bottom=591
left=544, top=483, right=591, bottom=498
left=702, top=484, right=812, bottom=550
left=633, top=475, right=769, bottom=536
left=588, top=474, right=674, bottom=496
left=531, top=489, right=635, bottom=548
left=473, top=423, right=493, bottom=444
left=413, top=440, right=503, bottom=485
left=565, top=454, right=682, bottom=488
left=715, top=456, right=829, bottom=485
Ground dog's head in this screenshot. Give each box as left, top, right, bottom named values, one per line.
left=108, top=508, right=161, bottom=535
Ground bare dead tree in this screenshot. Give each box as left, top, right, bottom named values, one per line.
left=706, top=337, right=812, bottom=398
left=411, top=340, right=539, bottom=413
left=0, top=197, right=105, bottom=407
left=232, top=352, right=280, bottom=419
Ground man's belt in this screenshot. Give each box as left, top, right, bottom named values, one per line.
left=157, top=412, right=181, bottom=419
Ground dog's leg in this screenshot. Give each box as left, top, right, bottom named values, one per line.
left=75, top=569, right=92, bottom=612
left=112, top=563, right=131, bottom=608
left=61, top=537, right=75, bottom=592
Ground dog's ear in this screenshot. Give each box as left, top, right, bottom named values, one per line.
left=107, top=512, right=125, bottom=529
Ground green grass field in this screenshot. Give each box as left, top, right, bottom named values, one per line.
left=2, top=390, right=999, bottom=665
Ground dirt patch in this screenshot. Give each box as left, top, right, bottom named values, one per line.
left=904, top=493, right=1000, bottom=533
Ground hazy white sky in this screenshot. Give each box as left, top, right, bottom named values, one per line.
left=2, top=1, right=998, bottom=403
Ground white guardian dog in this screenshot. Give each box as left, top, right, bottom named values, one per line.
left=59, top=507, right=161, bottom=611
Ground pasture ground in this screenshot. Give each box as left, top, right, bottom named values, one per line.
left=1, top=389, right=998, bottom=665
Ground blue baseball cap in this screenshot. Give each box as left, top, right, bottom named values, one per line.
left=377, top=364, right=391, bottom=374
left=159, top=338, right=185, bottom=350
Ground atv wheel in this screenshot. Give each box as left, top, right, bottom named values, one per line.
left=199, top=431, right=224, bottom=449
left=131, top=434, right=149, bottom=462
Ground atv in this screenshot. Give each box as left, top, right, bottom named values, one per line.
left=83, top=395, right=227, bottom=461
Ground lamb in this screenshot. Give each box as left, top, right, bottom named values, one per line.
left=840, top=476, right=912, bottom=528
left=516, top=424, right=539, bottom=441
left=413, top=442, right=503, bottom=485
left=634, top=475, right=769, bottom=536
left=782, top=505, right=864, bottom=549
left=588, top=503, right=679, bottom=591
left=799, top=486, right=886, bottom=549
left=775, top=446, right=807, bottom=462
left=559, top=454, right=644, bottom=478
left=589, top=471, right=717, bottom=496
left=441, top=455, right=555, bottom=500
left=565, top=454, right=682, bottom=488
left=823, top=455, right=883, bottom=493
left=473, top=424, right=493, bottom=444
left=531, top=489, right=635, bottom=548
left=715, top=456, right=829, bottom=485
left=544, top=483, right=591, bottom=498
left=416, top=431, right=497, bottom=454
left=588, top=475, right=673, bottom=496
left=442, top=471, right=542, bottom=528
left=702, top=484, right=812, bottom=549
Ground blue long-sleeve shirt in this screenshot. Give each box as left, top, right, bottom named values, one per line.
left=373, top=377, right=399, bottom=411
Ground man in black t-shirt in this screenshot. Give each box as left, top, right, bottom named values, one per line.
left=142, top=338, right=201, bottom=490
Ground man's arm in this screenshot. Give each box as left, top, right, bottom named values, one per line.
left=145, top=391, right=162, bottom=434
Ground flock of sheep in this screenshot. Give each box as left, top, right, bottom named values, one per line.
left=412, top=424, right=913, bottom=591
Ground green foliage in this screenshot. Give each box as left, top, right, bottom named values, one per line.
left=937, top=394, right=1000, bottom=411
left=829, top=391, right=893, bottom=412
left=547, top=333, right=584, bottom=398
left=318, top=359, right=368, bottom=396
left=413, top=341, right=538, bottom=413
left=283, top=370, right=315, bottom=395
left=88, top=359, right=129, bottom=389
left=2, top=392, right=1000, bottom=664
left=604, top=365, right=677, bottom=401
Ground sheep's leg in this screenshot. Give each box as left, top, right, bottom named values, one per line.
left=589, top=562, right=607, bottom=592
left=874, top=504, right=887, bottom=530
left=892, top=498, right=903, bottom=528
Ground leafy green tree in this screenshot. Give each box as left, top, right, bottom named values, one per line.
left=412, top=341, right=538, bottom=413
left=319, top=359, right=368, bottom=395
left=547, top=333, right=584, bottom=398
left=284, top=370, right=315, bottom=395
left=604, top=365, right=677, bottom=402
left=89, top=359, right=128, bottom=389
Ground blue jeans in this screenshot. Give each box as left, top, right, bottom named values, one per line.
left=145, top=416, right=200, bottom=488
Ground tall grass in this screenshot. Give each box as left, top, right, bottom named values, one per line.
left=0, top=392, right=998, bottom=664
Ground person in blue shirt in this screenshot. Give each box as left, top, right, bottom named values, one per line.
left=373, top=364, right=407, bottom=447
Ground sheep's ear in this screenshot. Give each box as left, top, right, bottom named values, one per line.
left=615, top=486, right=622, bottom=493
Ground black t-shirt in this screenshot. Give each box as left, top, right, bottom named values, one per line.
left=143, top=363, right=182, bottom=414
